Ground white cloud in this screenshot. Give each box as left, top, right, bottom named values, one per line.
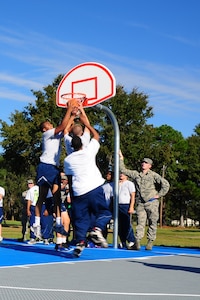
left=0, top=27, right=200, bottom=121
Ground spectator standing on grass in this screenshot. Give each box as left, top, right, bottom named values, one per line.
left=118, top=172, right=136, bottom=250
left=40, top=189, right=54, bottom=245
left=119, top=151, right=170, bottom=250
left=0, top=186, right=5, bottom=242
left=55, top=173, right=71, bottom=251
left=19, top=179, right=34, bottom=242
left=101, top=169, right=114, bottom=238
left=26, top=182, right=39, bottom=244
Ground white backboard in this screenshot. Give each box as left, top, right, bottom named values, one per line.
left=56, top=62, right=116, bottom=107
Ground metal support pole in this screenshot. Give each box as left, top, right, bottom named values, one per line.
left=160, top=165, right=166, bottom=228
left=95, top=104, right=120, bottom=249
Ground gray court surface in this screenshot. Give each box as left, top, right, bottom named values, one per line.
left=0, top=242, right=200, bottom=299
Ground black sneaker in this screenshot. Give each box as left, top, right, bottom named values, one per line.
left=62, top=242, right=70, bottom=249
left=55, top=243, right=59, bottom=250
left=48, top=238, right=54, bottom=244
left=73, top=241, right=85, bottom=257
left=55, top=243, right=71, bottom=252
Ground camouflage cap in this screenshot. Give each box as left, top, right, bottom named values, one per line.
left=61, top=175, right=68, bottom=180
left=27, top=179, right=34, bottom=184
left=142, top=158, right=153, bottom=165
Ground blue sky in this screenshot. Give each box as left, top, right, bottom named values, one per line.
left=0, top=0, right=200, bottom=139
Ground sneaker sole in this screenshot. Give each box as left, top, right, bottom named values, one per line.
left=89, top=235, right=108, bottom=248
left=73, top=245, right=85, bottom=257
left=73, top=249, right=82, bottom=258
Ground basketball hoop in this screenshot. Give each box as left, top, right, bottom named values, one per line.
left=61, top=93, right=87, bottom=116
left=61, top=93, right=86, bottom=106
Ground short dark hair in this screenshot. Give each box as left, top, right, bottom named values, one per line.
left=39, top=119, right=52, bottom=132
left=71, top=135, right=83, bottom=151
left=39, top=121, right=46, bottom=132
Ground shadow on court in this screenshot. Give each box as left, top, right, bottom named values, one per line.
left=0, top=240, right=74, bottom=258
left=130, top=260, right=200, bottom=274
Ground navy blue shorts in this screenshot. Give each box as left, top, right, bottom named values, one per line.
left=61, top=202, right=67, bottom=213
left=36, top=163, right=60, bottom=187
left=0, top=207, right=3, bottom=224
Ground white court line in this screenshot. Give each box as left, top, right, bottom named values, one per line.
left=0, top=253, right=177, bottom=269
left=0, top=254, right=173, bottom=269
left=0, top=285, right=199, bottom=297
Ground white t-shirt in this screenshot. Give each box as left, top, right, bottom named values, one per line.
left=25, top=185, right=39, bottom=206
left=64, top=131, right=90, bottom=155
left=119, top=180, right=135, bottom=204
left=40, top=128, right=63, bottom=166
left=102, top=182, right=114, bottom=207
left=0, top=187, right=5, bottom=207
left=64, top=139, right=105, bottom=196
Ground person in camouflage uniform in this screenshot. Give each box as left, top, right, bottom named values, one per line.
left=119, top=151, right=170, bottom=250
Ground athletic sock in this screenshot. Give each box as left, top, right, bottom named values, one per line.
left=56, top=217, right=61, bottom=226
left=62, top=237, right=67, bottom=243
left=35, top=216, right=40, bottom=226
left=56, top=237, right=63, bottom=245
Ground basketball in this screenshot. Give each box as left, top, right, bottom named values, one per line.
left=67, top=98, right=79, bottom=108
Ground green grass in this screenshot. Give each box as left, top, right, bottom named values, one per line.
left=107, top=226, right=200, bottom=248
left=2, top=220, right=22, bottom=239
left=2, top=220, right=200, bottom=248
left=152, top=226, right=200, bottom=248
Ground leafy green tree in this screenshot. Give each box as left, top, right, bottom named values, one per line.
left=1, top=74, right=199, bottom=225
left=86, top=86, right=155, bottom=174
left=165, top=127, right=200, bottom=225
left=182, top=132, right=200, bottom=223
left=0, top=75, right=65, bottom=176
left=0, top=80, right=155, bottom=219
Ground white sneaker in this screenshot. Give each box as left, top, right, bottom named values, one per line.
left=43, top=239, right=49, bottom=245
left=89, top=227, right=108, bottom=248
left=28, top=238, right=36, bottom=244
left=127, top=241, right=136, bottom=250
left=31, top=225, right=41, bottom=239
left=0, top=236, right=3, bottom=242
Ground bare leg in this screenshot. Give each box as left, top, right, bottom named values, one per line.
left=35, top=185, right=49, bottom=217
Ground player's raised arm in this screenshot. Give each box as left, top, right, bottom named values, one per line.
left=54, top=101, right=75, bottom=135
left=63, top=115, right=75, bottom=136
left=79, top=113, right=99, bottom=141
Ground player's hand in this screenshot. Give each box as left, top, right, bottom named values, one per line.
left=128, top=208, right=134, bottom=214
left=67, top=99, right=80, bottom=112
left=78, top=105, right=85, bottom=115
left=43, top=209, right=49, bottom=216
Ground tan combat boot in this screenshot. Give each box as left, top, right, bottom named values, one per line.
left=145, top=240, right=153, bottom=250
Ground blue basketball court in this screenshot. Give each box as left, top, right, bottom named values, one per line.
left=0, top=238, right=199, bottom=268
left=0, top=238, right=200, bottom=299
